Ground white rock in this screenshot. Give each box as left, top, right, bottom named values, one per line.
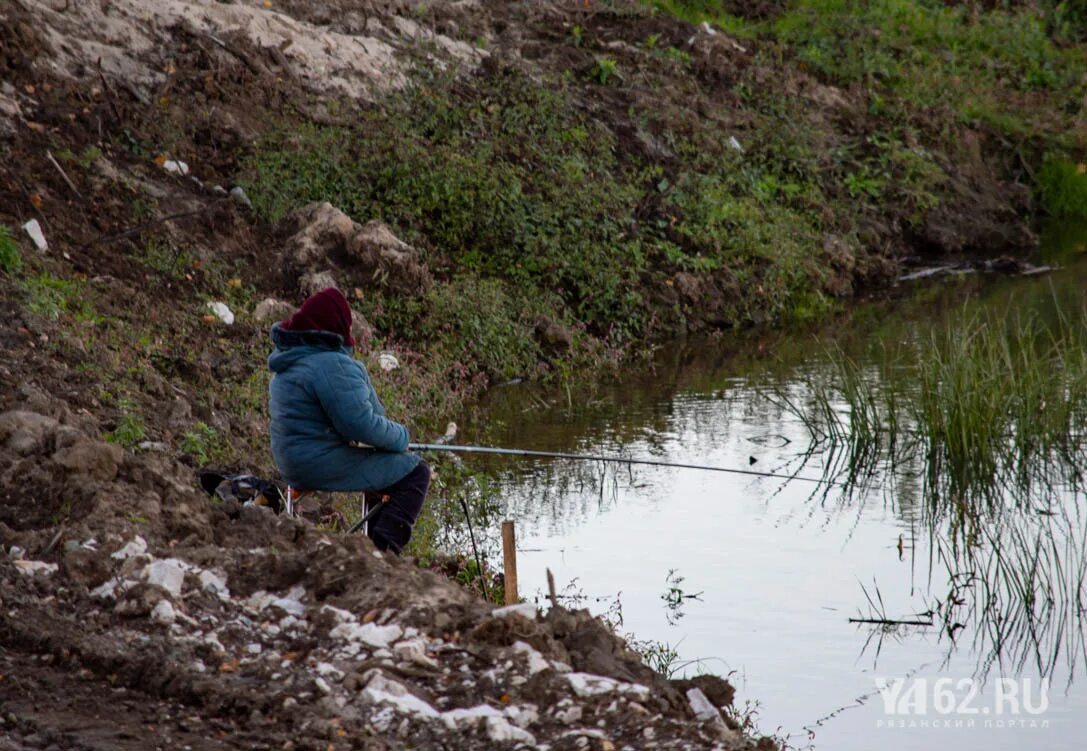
left=440, top=704, right=501, bottom=729
left=198, top=569, right=230, bottom=601
left=151, top=599, right=177, bottom=625
left=22, top=219, right=47, bottom=252
left=687, top=687, right=720, bottom=721
left=316, top=662, right=344, bottom=681
left=554, top=705, right=582, bottom=725
left=143, top=558, right=188, bottom=596
left=229, top=186, right=253, bottom=209
left=492, top=603, right=537, bottom=620
left=90, top=578, right=127, bottom=602
left=315, top=676, right=332, bottom=695
left=512, top=641, right=549, bottom=675
left=362, top=673, right=439, bottom=718
left=565, top=673, right=650, bottom=700
left=162, top=159, right=190, bottom=176
left=203, top=632, right=226, bottom=655
left=504, top=704, right=540, bottom=729
left=330, top=621, right=402, bottom=648
left=7, top=546, right=26, bottom=560
left=206, top=301, right=235, bottom=325
left=376, top=351, right=399, bottom=371
left=700, top=21, right=717, bottom=35
left=371, top=706, right=395, bottom=733
left=245, top=591, right=276, bottom=612
left=486, top=716, right=536, bottom=744
left=393, top=638, right=438, bottom=669
left=728, top=136, right=744, bottom=153
left=13, top=559, right=58, bottom=576
left=320, top=605, right=355, bottom=624
left=269, top=586, right=306, bottom=616
left=246, top=643, right=263, bottom=655
left=110, top=536, right=147, bottom=560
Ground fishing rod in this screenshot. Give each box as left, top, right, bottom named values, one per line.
left=408, top=443, right=840, bottom=486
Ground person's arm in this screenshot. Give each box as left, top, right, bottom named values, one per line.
left=313, top=356, right=409, bottom=452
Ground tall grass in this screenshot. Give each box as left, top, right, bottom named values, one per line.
left=791, top=301, right=1087, bottom=514
left=779, top=295, right=1087, bottom=677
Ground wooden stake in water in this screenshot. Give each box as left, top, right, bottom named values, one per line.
left=502, top=520, right=519, bottom=606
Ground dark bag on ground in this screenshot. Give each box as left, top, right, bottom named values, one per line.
left=198, top=470, right=286, bottom=514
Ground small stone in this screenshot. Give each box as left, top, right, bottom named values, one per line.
left=315, top=677, right=332, bottom=695
left=111, top=536, right=147, bottom=560
left=205, top=301, right=235, bottom=325
left=229, top=186, right=253, bottom=209
left=14, top=559, right=58, bottom=576
left=162, top=159, right=190, bottom=176
left=22, top=219, right=47, bottom=252
left=151, top=599, right=177, bottom=624
left=555, top=706, right=582, bottom=725
left=143, top=558, right=188, bottom=596
left=376, top=351, right=399, bottom=371
left=686, top=687, right=720, bottom=722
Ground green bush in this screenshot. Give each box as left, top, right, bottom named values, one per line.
left=1038, top=158, right=1087, bottom=218
left=243, top=68, right=649, bottom=341
left=106, top=403, right=147, bottom=449
left=0, top=226, right=19, bottom=274
left=1049, top=0, right=1087, bottom=41
left=180, top=422, right=221, bottom=465
left=774, top=0, right=1084, bottom=114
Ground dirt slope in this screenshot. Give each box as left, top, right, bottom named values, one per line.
left=0, top=0, right=1075, bottom=749
left=0, top=409, right=764, bottom=750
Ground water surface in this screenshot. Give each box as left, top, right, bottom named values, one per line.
left=462, top=230, right=1087, bottom=750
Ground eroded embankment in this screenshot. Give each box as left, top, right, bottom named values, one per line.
left=0, top=409, right=766, bottom=750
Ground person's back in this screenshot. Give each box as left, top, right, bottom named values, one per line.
left=267, top=288, right=430, bottom=554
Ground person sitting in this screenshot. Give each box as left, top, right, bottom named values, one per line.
left=267, top=287, right=429, bottom=555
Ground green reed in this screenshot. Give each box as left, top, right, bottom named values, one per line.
left=782, top=293, right=1087, bottom=678
left=792, top=299, right=1087, bottom=517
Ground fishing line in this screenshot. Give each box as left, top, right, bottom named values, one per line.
left=410, top=443, right=842, bottom=486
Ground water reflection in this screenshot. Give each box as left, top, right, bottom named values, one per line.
left=460, top=245, right=1087, bottom=749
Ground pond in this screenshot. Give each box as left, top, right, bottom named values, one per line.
left=459, top=225, right=1087, bottom=750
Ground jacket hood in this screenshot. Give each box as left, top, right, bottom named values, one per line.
left=268, top=323, right=351, bottom=373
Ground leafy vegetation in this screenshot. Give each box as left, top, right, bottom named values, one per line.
left=0, top=225, right=19, bottom=274
left=106, top=401, right=147, bottom=449
left=180, top=422, right=222, bottom=465
left=1038, top=158, right=1087, bottom=218
left=784, top=302, right=1087, bottom=513
left=19, top=273, right=98, bottom=321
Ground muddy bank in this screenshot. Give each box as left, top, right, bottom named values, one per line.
left=0, top=407, right=767, bottom=750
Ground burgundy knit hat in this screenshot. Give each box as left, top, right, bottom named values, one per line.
left=282, top=288, right=355, bottom=346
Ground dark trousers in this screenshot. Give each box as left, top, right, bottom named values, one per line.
left=365, top=461, right=430, bottom=555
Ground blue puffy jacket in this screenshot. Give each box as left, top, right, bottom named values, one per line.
left=268, top=324, right=420, bottom=492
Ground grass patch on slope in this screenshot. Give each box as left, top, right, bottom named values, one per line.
left=242, top=66, right=832, bottom=352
